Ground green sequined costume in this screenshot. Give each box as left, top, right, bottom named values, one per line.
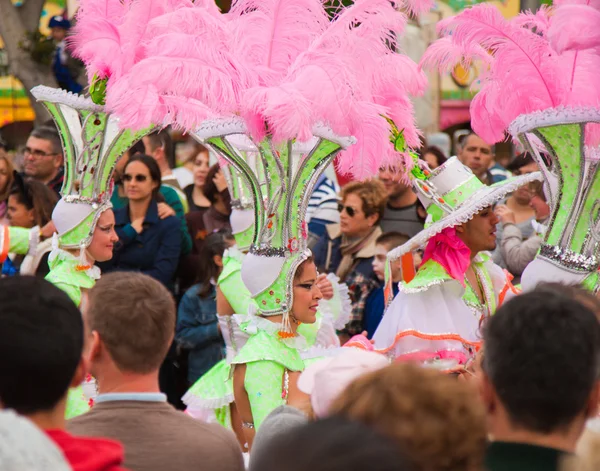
left=0, top=227, right=97, bottom=419
left=182, top=248, right=345, bottom=428
left=231, top=326, right=306, bottom=429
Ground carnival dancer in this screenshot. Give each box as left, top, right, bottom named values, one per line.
left=373, top=157, right=541, bottom=363
left=78, top=0, right=430, bottom=446
left=420, top=1, right=600, bottom=291
left=182, top=154, right=350, bottom=444
left=0, top=85, right=155, bottom=418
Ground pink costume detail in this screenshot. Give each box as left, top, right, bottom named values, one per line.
left=420, top=227, right=471, bottom=286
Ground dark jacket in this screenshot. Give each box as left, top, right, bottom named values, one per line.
left=103, top=200, right=181, bottom=287
left=111, top=183, right=192, bottom=256
left=176, top=283, right=223, bottom=383
left=312, top=224, right=378, bottom=282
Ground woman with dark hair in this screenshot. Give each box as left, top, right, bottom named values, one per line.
left=202, top=163, right=232, bottom=233
left=101, top=154, right=181, bottom=288
left=176, top=230, right=235, bottom=384
left=3, top=175, right=58, bottom=276
left=421, top=146, right=447, bottom=169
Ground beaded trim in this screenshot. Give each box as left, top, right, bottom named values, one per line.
left=538, top=244, right=600, bottom=272
left=249, top=245, right=287, bottom=257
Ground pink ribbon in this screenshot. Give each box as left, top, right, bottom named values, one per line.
left=421, top=227, right=471, bottom=286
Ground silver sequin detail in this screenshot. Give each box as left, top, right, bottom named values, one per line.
left=539, top=244, right=600, bottom=272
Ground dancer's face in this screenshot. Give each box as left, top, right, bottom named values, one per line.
left=291, top=260, right=323, bottom=324
left=456, top=206, right=499, bottom=254
left=87, top=209, right=118, bottom=263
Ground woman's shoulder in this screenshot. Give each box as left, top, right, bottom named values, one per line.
left=232, top=330, right=304, bottom=371
left=157, top=213, right=181, bottom=229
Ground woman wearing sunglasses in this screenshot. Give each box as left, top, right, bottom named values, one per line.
left=313, top=180, right=387, bottom=340
left=100, top=154, right=181, bottom=289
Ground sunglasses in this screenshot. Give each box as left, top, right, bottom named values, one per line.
left=338, top=203, right=358, bottom=218
left=123, top=174, right=148, bottom=183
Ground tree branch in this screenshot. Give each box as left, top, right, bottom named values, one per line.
left=18, top=0, right=48, bottom=33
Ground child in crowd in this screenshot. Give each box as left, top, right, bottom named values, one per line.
left=176, top=230, right=235, bottom=384
left=363, top=232, right=410, bottom=338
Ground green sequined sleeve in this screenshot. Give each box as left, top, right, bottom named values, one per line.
left=244, top=360, right=285, bottom=429
left=7, top=227, right=31, bottom=255
left=220, top=268, right=254, bottom=314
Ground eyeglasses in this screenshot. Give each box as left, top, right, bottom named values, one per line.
left=123, top=174, right=148, bottom=183
left=338, top=203, right=357, bottom=218
left=24, top=147, right=59, bottom=159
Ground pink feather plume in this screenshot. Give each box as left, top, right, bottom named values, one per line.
left=73, top=0, right=429, bottom=180
left=70, top=0, right=130, bottom=81
left=548, top=5, right=600, bottom=52
left=422, top=2, right=600, bottom=146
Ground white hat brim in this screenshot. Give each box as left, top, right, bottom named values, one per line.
left=388, top=172, right=544, bottom=261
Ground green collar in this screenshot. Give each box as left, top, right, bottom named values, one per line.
left=400, top=254, right=496, bottom=315
left=231, top=329, right=305, bottom=372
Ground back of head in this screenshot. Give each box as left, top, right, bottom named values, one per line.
left=483, top=289, right=600, bottom=434
left=30, top=126, right=63, bottom=156
left=250, top=416, right=414, bottom=471
left=376, top=231, right=410, bottom=251
left=87, top=272, right=176, bottom=374
left=0, top=277, right=83, bottom=414
left=329, top=362, right=486, bottom=471
left=197, top=230, right=234, bottom=297
left=146, top=130, right=175, bottom=169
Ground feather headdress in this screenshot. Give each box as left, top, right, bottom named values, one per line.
left=70, top=0, right=432, bottom=331
left=420, top=2, right=600, bottom=146
left=73, top=0, right=428, bottom=180
left=422, top=1, right=600, bottom=292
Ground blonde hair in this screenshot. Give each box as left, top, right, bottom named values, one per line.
left=330, top=362, right=486, bottom=471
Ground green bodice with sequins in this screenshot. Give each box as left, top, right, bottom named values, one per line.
left=231, top=329, right=305, bottom=429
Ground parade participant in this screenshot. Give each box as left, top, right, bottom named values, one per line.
left=0, top=85, right=155, bottom=419
left=182, top=152, right=350, bottom=446
left=76, top=0, right=429, bottom=445
left=27, top=86, right=153, bottom=308
left=421, top=1, right=600, bottom=291
left=373, top=157, right=541, bottom=362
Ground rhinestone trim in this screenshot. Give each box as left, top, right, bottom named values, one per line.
left=538, top=244, right=599, bottom=272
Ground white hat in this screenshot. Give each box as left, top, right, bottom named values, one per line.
left=298, top=349, right=389, bottom=418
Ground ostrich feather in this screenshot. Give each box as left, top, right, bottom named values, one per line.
left=419, top=36, right=492, bottom=73
left=548, top=5, right=600, bottom=52
left=553, top=0, right=600, bottom=8
left=449, top=4, right=561, bottom=109
left=512, top=6, right=551, bottom=35
left=70, top=0, right=130, bottom=80
left=227, top=0, right=329, bottom=85
left=119, top=0, right=193, bottom=72
left=88, top=0, right=428, bottom=180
